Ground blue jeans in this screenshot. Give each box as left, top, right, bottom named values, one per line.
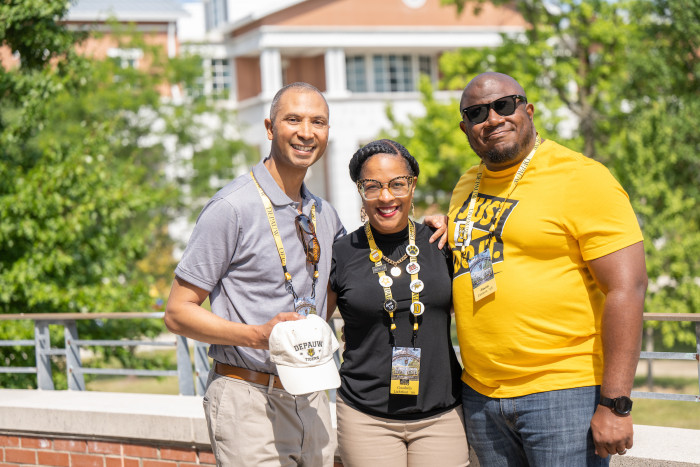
left=462, top=383, right=609, bottom=467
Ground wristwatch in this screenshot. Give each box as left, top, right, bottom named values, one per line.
left=599, top=395, right=633, bottom=416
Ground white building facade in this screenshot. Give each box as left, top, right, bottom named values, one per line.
left=183, top=0, right=525, bottom=229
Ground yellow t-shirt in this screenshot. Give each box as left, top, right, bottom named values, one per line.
left=448, top=140, right=643, bottom=398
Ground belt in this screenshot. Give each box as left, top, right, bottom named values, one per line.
left=215, top=362, right=285, bottom=390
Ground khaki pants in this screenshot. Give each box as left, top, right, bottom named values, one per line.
left=336, top=396, right=469, bottom=467
left=203, top=368, right=336, bottom=467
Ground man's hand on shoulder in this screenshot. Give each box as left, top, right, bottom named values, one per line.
left=423, top=214, right=449, bottom=249
left=590, top=404, right=633, bottom=458
left=250, top=312, right=305, bottom=349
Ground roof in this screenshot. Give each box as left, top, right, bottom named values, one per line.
left=66, top=0, right=188, bottom=22
left=226, top=0, right=525, bottom=34
left=226, top=0, right=307, bottom=29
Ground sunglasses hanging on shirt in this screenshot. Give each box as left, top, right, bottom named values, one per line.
left=295, top=213, right=321, bottom=264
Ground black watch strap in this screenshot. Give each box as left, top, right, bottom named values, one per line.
left=599, top=395, right=633, bottom=415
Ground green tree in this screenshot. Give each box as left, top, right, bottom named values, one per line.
left=606, top=0, right=700, bottom=346
left=388, top=0, right=699, bottom=345
left=0, top=1, right=254, bottom=388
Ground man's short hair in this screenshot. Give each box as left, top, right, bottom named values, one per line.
left=269, top=82, right=329, bottom=122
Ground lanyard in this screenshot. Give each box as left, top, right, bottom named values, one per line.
left=461, top=134, right=541, bottom=258
left=366, top=221, right=423, bottom=348
left=251, top=172, right=317, bottom=300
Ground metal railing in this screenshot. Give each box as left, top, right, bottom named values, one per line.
left=1, top=312, right=698, bottom=402
left=0, top=312, right=210, bottom=395
left=632, top=313, right=700, bottom=402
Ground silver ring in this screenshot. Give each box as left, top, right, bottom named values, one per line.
left=617, top=449, right=627, bottom=455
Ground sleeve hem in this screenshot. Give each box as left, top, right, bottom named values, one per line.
left=581, top=236, right=644, bottom=262
left=174, top=268, right=215, bottom=293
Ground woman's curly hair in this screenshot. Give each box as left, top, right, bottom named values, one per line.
left=348, top=139, right=420, bottom=182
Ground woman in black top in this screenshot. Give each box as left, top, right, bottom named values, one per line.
left=328, top=140, right=468, bottom=467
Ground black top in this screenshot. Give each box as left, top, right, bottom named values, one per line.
left=330, top=222, right=462, bottom=420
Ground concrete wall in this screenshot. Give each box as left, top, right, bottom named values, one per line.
left=1, top=390, right=698, bottom=466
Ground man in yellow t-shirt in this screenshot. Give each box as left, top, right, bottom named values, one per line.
left=448, top=72, right=647, bottom=466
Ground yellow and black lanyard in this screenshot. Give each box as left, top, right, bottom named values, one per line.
left=366, top=220, right=424, bottom=347
left=251, top=173, right=318, bottom=302
left=461, top=134, right=542, bottom=260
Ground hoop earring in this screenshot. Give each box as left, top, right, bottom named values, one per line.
left=411, top=202, right=415, bottom=219
left=360, top=206, right=368, bottom=223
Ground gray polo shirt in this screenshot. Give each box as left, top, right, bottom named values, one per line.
left=175, top=159, right=346, bottom=373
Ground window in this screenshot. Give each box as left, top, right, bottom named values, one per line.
left=107, top=48, right=143, bottom=69
left=345, top=54, right=433, bottom=93
left=345, top=56, right=367, bottom=92
left=205, top=0, right=228, bottom=30
left=210, top=59, right=232, bottom=98
left=374, top=55, right=413, bottom=92
left=419, top=55, right=433, bottom=78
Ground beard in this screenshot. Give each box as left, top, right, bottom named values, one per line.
left=484, top=142, right=521, bottom=164
left=468, top=128, right=535, bottom=166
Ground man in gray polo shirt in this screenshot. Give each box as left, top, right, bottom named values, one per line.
left=165, top=82, right=345, bottom=466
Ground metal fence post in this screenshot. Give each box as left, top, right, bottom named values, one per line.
left=695, top=322, right=700, bottom=398
left=193, top=340, right=210, bottom=396
left=175, top=335, right=195, bottom=395
left=645, top=327, right=654, bottom=392
left=328, top=317, right=342, bottom=405
left=34, top=322, right=54, bottom=390
left=64, top=321, right=85, bottom=391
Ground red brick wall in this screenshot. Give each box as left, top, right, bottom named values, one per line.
left=0, top=434, right=215, bottom=467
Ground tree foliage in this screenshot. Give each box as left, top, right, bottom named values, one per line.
left=0, top=1, right=255, bottom=388
left=606, top=0, right=700, bottom=346
left=392, top=0, right=699, bottom=345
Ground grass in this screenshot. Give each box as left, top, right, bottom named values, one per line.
left=632, top=375, right=700, bottom=429
left=86, top=375, right=180, bottom=394
left=82, top=347, right=188, bottom=395
left=633, top=398, right=700, bottom=429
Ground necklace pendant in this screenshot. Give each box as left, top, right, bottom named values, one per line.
left=390, top=266, right=402, bottom=277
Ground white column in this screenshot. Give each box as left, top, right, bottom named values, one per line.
left=324, top=48, right=349, bottom=97
left=168, top=22, right=182, bottom=101
left=167, top=22, right=177, bottom=58
left=228, top=57, right=238, bottom=103
left=260, top=48, right=282, bottom=99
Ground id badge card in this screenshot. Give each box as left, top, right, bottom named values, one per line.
left=468, top=248, right=497, bottom=301
left=390, top=347, right=421, bottom=395
left=294, top=296, right=316, bottom=316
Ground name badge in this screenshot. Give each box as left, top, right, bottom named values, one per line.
left=294, top=296, right=316, bottom=316
left=390, top=347, right=421, bottom=396
left=468, top=248, right=497, bottom=301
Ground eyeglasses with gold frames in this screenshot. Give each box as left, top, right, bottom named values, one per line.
left=356, top=175, right=415, bottom=201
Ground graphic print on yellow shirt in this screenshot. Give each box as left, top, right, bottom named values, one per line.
left=447, top=140, right=644, bottom=398
left=452, top=193, right=517, bottom=277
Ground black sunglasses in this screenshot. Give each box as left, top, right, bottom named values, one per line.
left=461, top=95, right=527, bottom=124
left=295, top=214, right=320, bottom=264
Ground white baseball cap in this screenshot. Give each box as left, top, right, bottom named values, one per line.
left=269, top=314, right=341, bottom=395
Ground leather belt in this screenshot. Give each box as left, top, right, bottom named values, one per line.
left=215, top=362, right=285, bottom=390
